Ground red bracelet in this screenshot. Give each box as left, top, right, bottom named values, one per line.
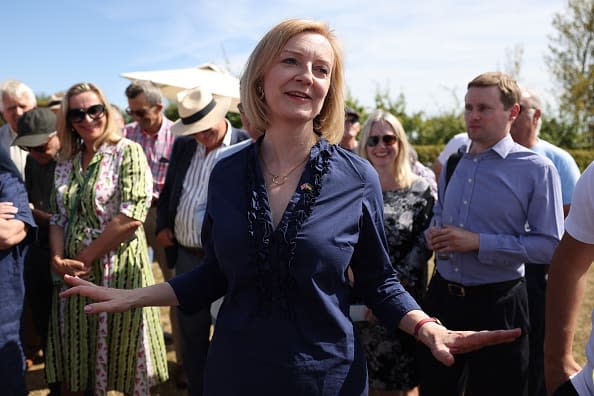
left=414, top=317, right=442, bottom=338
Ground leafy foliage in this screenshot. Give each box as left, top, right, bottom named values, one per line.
left=546, top=0, right=594, bottom=139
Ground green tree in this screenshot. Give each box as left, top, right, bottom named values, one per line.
left=546, top=0, right=594, bottom=140
left=373, top=88, right=425, bottom=143
left=164, top=102, right=179, bottom=122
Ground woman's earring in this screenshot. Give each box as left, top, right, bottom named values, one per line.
left=257, top=85, right=265, bottom=100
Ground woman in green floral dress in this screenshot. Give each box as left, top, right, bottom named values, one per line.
left=45, top=82, right=168, bottom=395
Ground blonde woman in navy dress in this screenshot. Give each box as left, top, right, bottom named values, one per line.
left=60, top=19, right=520, bottom=396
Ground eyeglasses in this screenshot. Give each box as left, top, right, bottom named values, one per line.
left=366, top=135, right=398, bottom=147
left=126, top=106, right=153, bottom=118
left=67, top=104, right=106, bottom=123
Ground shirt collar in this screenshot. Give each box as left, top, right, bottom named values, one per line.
left=467, top=134, right=514, bottom=159
left=221, top=119, right=232, bottom=147
left=490, top=134, right=515, bottom=159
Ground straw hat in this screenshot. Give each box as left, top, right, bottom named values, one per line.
left=171, top=86, right=231, bottom=136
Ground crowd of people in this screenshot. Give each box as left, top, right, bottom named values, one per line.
left=0, top=17, right=591, bottom=396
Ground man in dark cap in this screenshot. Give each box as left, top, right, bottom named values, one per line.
left=14, top=107, right=61, bottom=394
left=339, top=107, right=360, bottom=152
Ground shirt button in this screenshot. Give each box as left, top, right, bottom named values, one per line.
left=468, top=178, right=472, bottom=183
left=459, top=224, right=464, bottom=228
left=463, top=200, right=468, bottom=205
left=454, top=267, right=459, bottom=272
left=473, top=158, right=478, bottom=163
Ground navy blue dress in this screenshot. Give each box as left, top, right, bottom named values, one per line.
left=0, top=164, right=36, bottom=396
left=169, top=139, right=419, bottom=396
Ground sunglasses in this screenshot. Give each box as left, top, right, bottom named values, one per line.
left=366, top=135, right=398, bottom=147
left=345, top=115, right=359, bottom=124
left=125, top=106, right=153, bottom=118
left=67, top=104, right=106, bottom=123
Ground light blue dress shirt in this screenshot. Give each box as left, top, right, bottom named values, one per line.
left=531, top=138, right=581, bottom=206
left=434, top=134, right=564, bottom=286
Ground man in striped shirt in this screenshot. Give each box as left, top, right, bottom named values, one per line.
left=123, top=80, right=183, bottom=384
left=124, top=81, right=175, bottom=276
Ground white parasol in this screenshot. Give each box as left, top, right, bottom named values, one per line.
left=121, top=63, right=240, bottom=111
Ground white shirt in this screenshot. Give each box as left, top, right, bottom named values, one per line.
left=437, top=132, right=469, bottom=165
left=174, top=121, right=234, bottom=248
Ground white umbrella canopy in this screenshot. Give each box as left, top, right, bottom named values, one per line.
left=121, top=63, right=240, bottom=111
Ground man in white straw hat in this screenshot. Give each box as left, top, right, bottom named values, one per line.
left=156, top=86, right=248, bottom=396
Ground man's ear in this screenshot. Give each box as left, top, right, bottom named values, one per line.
left=533, top=108, right=541, bottom=122
left=510, top=103, right=521, bottom=119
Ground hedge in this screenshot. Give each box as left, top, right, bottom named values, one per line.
left=414, top=145, right=593, bottom=173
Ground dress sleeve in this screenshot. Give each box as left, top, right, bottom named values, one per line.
left=349, top=171, right=420, bottom=330
left=49, top=161, right=69, bottom=228
left=118, top=142, right=152, bottom=222
left=167, top=211, right=228, bottom=314
left=399, top=184, right=435, bottom=297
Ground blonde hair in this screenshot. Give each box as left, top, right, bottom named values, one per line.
left=240, top=18, right=345, bottom=144
left=58, top=82, right=121, bottom=160
left=358, top=110, right=416, bottom=189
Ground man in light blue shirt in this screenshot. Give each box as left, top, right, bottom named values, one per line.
left=511, top=87, right=581, bottom=396
left=420, top=72, right=564, bottom=396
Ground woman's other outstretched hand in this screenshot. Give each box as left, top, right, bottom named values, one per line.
left=60, top=274, right=180, bottom=313
left=417, top=321, right=522, bottom=366
left=60, top=275, right=135, bottom=313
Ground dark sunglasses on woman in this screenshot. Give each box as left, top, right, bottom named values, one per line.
left=366, top=135, right=398, bottom=147
left=67, top=104, right=106, bottom=123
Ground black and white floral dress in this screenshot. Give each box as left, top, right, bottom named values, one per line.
left=355, top=177, right=434, bottom=391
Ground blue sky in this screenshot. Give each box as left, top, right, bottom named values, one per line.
left=1, top=0, right=565, bottom=115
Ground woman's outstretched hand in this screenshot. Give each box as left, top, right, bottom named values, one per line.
left=417, top=322, right=522, bottom=366
left=60, top=275, right=135, bottom=313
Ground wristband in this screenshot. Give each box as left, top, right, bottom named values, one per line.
left=414, top=317, right=442, bottom=339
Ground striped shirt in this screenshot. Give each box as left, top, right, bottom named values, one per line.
left=124, top=117, right=175, bottom=200
left=174, top=122, right=234, bottom=248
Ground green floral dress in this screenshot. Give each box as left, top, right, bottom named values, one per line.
left=45, top=139, right=168, bottom=395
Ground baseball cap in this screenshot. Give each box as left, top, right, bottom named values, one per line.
left=13, top=108, right=57, bottom=147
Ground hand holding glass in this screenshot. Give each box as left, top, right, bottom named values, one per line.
left=431, top=217, right=452, bottom=260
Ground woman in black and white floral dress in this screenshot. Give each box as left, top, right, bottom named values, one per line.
left=355, top=110, right=434, bottom=396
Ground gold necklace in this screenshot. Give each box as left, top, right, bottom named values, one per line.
left=260, top=154, right=309, bottom=186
